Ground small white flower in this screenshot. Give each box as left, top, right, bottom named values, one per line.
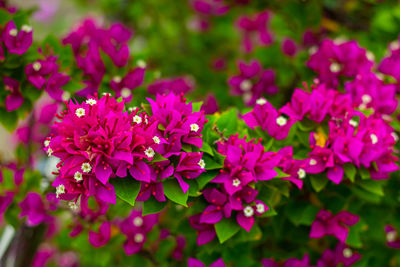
left=391, top=132, right=399, bottom=142
left=190, top=123, right=199, bottom=132
left=276, top=116, right=287, bottom=126
left=134, top=233, right=144, bottom=243
left=243, top=206, right=254, bottom=217
left=342, top=248, right=353, bottom=258
left=44, top=139, right=50, bottom=147
left=308, top=46, right=317, bottom=55
left=309, top=159, right=317, bottom=166
left=81, top=163, right=92, bottom=173
left=137, top=60, right=147, bottom=68
left=330, top=62, right=341, bottom=73
left=56, top=184, right=65, bottom=198
left=62, top=92, right=70, bottom=101
left=370, top=133, right=378, bottom=144
left=256, top=203, right=265, bottom=214
left=390, top=41, right=400, bottom=51
left=145, top=147, right=155, bottom=158
left=133, top=115, right=142, bottom=124
left=47, top=148, right=53, bottom=157
left=366, top=51, right=375, bottom=61
left=69, top=202, right=78, bottom=211
left=232, top=178, right=241, bottom=187
left=145, top=118, right=148, bottom=124
left=21, top=25, right=32, bottom=32
left=86, top=98, right=97, bottom=105
left=387, top=231, right=397, bottom=242
left=33, top=62, right=41, bottom=71
left=75, top=108, right=85, bottom=118
left=133, top=217, right=143, bottom=227
left=256, top=98, right=267, bottom=105
left=358, top=103, right=367, bottom=110
left=129, top=107, right=138, bottom=112
left=74, top=171, right=83, bottom=182
left=349, top=119, right=358, bottom=127
left=297, top=168, right=306, bottom=179
left=102, top=92, right=111, bottom=96
left=361, top=94, right=372, bottom=104
left=198, top=159, right=205, bottom=169
left=121, top=88, right=131, bottom=98
left=112, top=76, right=122, bottom=83
left=240, top=79, right=253, bottom=91
left=153, top=136, right=161, bottom=144
left=243, top=92, right=252, bottom=103
left=9, top=29, right=17, bottom=36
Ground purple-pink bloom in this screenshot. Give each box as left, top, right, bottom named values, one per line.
left=385, top=225, right=400, bottom=249
left=147, top=77, right=194, bottom=95
left=189, top=214, right=217, bottom=246
left=174, top=152, right=205, bottom=193
left=188, top=258, right=225, bottom=267
left=310, top=210, right=359, bottom=242
left=2, top=21, right=33, bottom=55
left=19, top=192, right=48, bottom=226
left=110, top=67, right=145, bottom=102
left=281, top=38, right=297, bottom=57
left=236, top=10, right=273, bottom=53
left=4, top=76, right=23, bottom=111
left=228, top=59, right=278, bottom=106
left=200, top=188, right=231, bottom=224
left=88, top=221, right=111, bottom=247
left=25, top=56, right=58, bottom=89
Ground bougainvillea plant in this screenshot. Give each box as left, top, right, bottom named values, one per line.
left=1, top=0, right=400, bottom=266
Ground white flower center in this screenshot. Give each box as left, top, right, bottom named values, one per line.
left=133, top=115, right=142, bottom=124
left=370, top=133, right=378, bottom=144
left=137, top=60, right=147, bottom=68
left=198, top=159, right=206, bottom=169
left=56, top=184, right=65, bottom=198
left=74, top=171, right=83, bottom=182
left=69, top=202, right=78, bottom=210
left=133, top=217, right=143, bottom=227
left=390, top=41, right=400, bottom=51
left=391, top=132, right=399, bottom=142
left=309, top=159, right=317, bottom=166
left=362, top=94, right=372, bottom=104
left=47, top=148, right=53, bottom=157
left=243, top=206, right=254, bottom=217
left=121, top=88, right=131, bottom=98
left=256, top=98, right=267, bottom=105
left=297, top=168, right=306, bottom=179
left=256, top=203, right=265, bottom=214
left=366, top=51, right=375, bottom=61
left=190, top=123, right=199, bottom=132
left=276, top=116, right=287, bottom=126
left=129, top=107, right=138, bottom=112
left=387, top=231, right=397, bottom=242
left=240, top=79, right=253, bottom=91
left=349, top=119, right=358, bottom=127
left=308, top=46, right=317, bottom=55
left=153, top=136, right=160, bottom=144
left=145, top=147, right=155, bottom=158
left=112, top=76, right=122, bottom=83
left=342, top=248, right=353, bottom=258
left=33, top=62, right=41, bottom=71
left=330, top=62, right=341, bottom=73
left=232, top=178, right=241, bottom=187
left=21, top=25, right=32, bottom=32
left=86, top=99, right=97, bottom=105
left=9, top=29, right=18, bottom=36
left=134, top=233, right=144, bottom=243
left=44, top=139, right=50, bottom=147
left=81, top=163, right=92, bottom=173
left=75, top=108, right=85, bottom=118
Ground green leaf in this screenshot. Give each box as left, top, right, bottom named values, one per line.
left=110, top=177, right=141, bottom=206
left=186, top=179, right=200, bottom=197
left=0, top=9, right=11, bottom=24
left=359, top=180, right=384, bottom=196
left=343, top=163, right=356, bottom=183
left=216, top=109, right=238, bottom=136
left=181, top=143, right=192, bottom=152
left=359, top=167, right=371, bottom=180
left=0, top=109, right=18, bottom=131
left=163, top=179, right=189, bottom=206
left=346, top=220, right=363, bottom=248
left=236, top=225, right=262, bottom=242
left=142, top=197, right=167, bottom=215
left=310, top=175, right=328, bottom=192
left=203, top=154, right=223, bottom=170
left=196, top=170, right=217, bottom=189
left=192, top=101, right=203, bottom=112
left=201, top=142, right=214, bottom=156
left=152, top=153, right=168, bottom=163
left=215, top=218, right=240, bottom=243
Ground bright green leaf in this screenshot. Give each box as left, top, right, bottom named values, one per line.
left=163, top=179, right=189, bottom=206
left=110, top=177, right=141, bottom=206
left=215, top=218, right=240, bottom=243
